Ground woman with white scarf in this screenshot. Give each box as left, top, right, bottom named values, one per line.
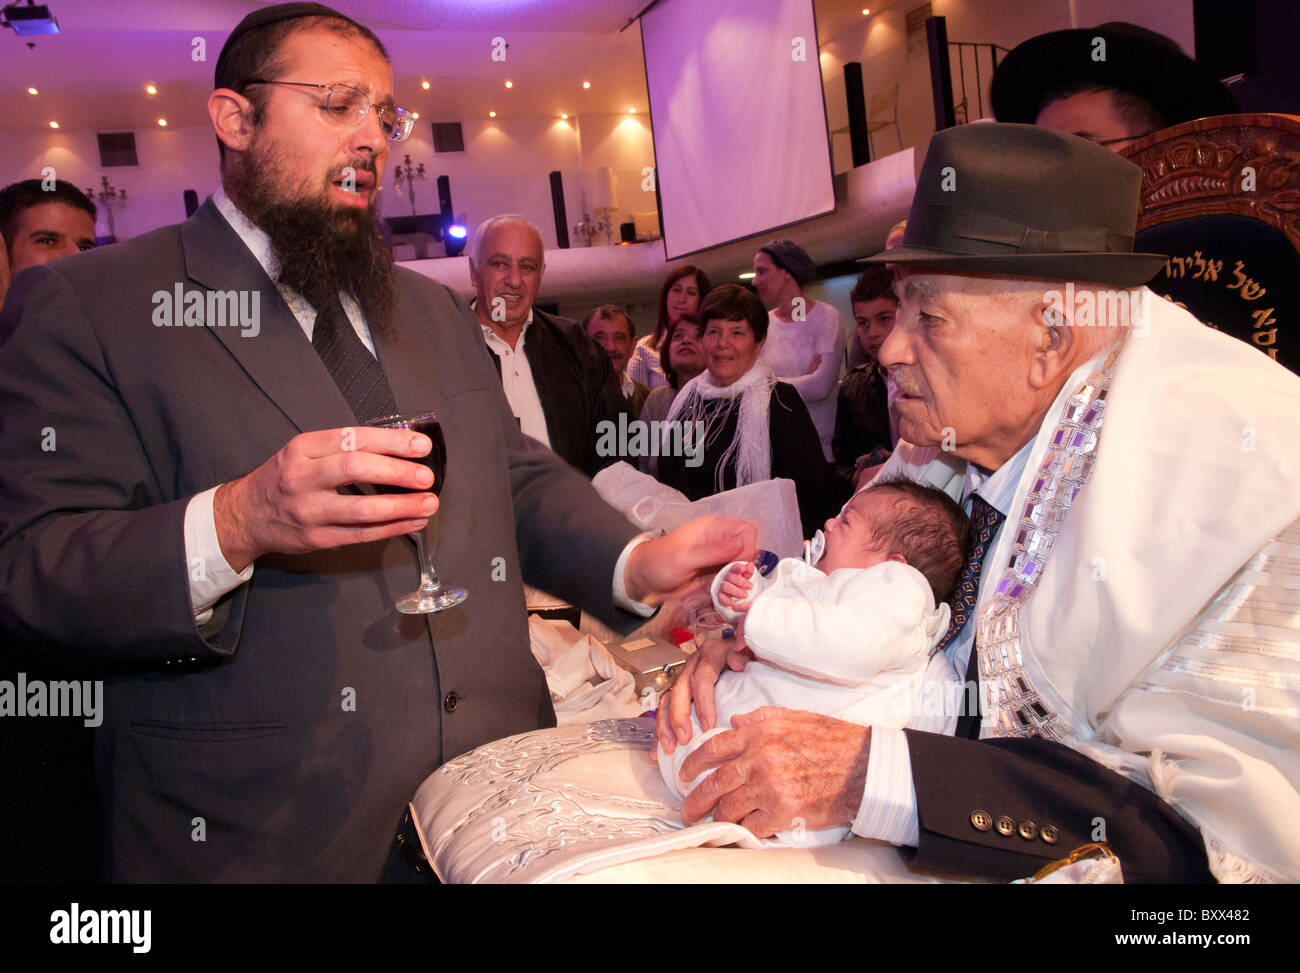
left=657, top=285, right=829, bottom=536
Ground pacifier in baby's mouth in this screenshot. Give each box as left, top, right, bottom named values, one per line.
left=803, top=531, right=825, bottom=566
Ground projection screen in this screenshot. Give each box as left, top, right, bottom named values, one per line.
left=640, top=0, right=836, bottom=259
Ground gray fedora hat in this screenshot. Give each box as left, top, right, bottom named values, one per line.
left=861, top=123, right=1167, bottom=286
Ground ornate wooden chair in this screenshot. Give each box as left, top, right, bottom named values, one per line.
left=1123, top=113, right=1300, bottom=374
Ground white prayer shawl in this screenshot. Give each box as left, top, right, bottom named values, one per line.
left=885, top=291, right=1300, bottom=883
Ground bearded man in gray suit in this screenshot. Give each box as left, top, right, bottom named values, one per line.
left=0, top=3, right=751, bottom=882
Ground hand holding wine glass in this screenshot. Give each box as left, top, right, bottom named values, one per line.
left=364, top=411, right=467, bottom=613
left=212, top=424, right=441, bottom=573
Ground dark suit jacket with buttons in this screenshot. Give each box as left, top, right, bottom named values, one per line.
left=0, top=198, right=640, bottom=882
left=485, top=308, right=625, bottom=477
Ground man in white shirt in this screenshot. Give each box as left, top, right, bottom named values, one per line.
left=469, top=215, right=625, bottom=476
left=657, top=123, right=1300, bottom=883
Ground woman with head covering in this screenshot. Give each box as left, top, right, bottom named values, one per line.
left=751, top=240, right=844, bottom=463
left=626, top=265, right=711, bottom=389
left=655, top=284, right=828, bottom=536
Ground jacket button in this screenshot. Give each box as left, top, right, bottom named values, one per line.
left=1040, top=825, right=1059, bottom=845
left=1018, top=819, right=1038, bottom=841
left=443, top=691, right=460, bottom=713
left=995, top=815, right=1016, bottom=837
left=970, top=810, right=993, bottom=832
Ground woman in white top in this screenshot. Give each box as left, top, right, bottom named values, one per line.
left=626, top=265, right=711, bottom=390
left=752, top=240, right=844, bottom=461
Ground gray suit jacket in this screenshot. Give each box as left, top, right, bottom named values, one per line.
left=0, top=199, right=640, bottom=881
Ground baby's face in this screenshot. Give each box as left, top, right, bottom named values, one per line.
left=819, top=490, right=902, bottom=574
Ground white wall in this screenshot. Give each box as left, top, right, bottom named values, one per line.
left=0, top=112, right=658, bottom=251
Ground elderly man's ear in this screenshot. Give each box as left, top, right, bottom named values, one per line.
left=1027, top=301, right=1080, bottom=390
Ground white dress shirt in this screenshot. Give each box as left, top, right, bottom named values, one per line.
left=184, top=190, right=652, bottom=624
left=852, top=438, right=1034, bottom=847
left=475, top=306, right=551, bottom=449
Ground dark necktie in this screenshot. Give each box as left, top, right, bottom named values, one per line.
left=931, top=493, right=1006, bottom=739
left=311, top=295, right=397, bottom=422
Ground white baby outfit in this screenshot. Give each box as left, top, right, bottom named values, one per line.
left=658, top=555, right=954, bottom=846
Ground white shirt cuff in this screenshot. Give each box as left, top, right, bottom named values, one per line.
left=611, top=533, right=657, bottom=618
left=185, top=487, right=254, bottom=624
left=852, top=727, right=920, bottom=847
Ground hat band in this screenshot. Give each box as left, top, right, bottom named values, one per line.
left=909, top=203, right=1134, bottom=257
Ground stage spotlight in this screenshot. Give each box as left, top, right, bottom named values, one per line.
left=444, top=223, right=468, bottom=257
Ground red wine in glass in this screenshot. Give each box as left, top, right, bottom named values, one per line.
left=373, top=415, right=447, bottom=497
left=365, top=411, right=466, bottom=613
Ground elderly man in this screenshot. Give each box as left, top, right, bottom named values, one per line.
left=469, top=215, right=624, bottom=477
left=584, top=304, right=649, bottom=416
left=0, top=2, right=751, bottom=882
left=658, top=123, right=1300, bottom=883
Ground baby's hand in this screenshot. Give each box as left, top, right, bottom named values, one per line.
left=717, top=561, right=755, bottom=612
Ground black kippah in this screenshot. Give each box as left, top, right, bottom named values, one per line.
left=215, top=2, right=348, bottom=87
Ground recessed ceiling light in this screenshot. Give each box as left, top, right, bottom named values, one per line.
left=49, top=120, right=59, bottom=129
left=145, top=84, right=157, bottom=95
left=27, top=86, right=38, bottom=95
left=629, top=108, right=637, bottom=114
left=421, top=80, right=430, bottom=90
left=489, top=110, right=497, bottom=118
left=560, top=113, right=568, bottom=120
left=412, top=111, right=419, bottom=120
left=862, top=8, right=871, bottom=14
left=504, top=80, right=513, bottom=89
left=157, top=118, right=167, bottom=127
left=582, top=81, right=591, bottom=89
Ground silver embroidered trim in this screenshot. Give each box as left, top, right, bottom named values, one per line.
left=432, top=719, right=680, bottom=880
left=975, top=346, right=1122, bottom=740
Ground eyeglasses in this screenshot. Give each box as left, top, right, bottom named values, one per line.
left=243, top=79, right=415, bottom=142
left=1092, top=130, right=1157, bottom=147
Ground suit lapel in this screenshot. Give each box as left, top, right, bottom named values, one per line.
left=181, top=198, right=356, bottom=435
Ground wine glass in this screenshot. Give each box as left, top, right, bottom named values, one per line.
left=366, top=410, right=467, bottom=613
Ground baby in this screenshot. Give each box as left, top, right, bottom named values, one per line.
left=657, top=480, right=968, bottom=845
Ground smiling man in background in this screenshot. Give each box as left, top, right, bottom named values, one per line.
left=470, top=213, right=625, bottom=476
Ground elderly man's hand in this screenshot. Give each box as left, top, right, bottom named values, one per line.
left=656, top=633, right=754, bottom=751
left=677, top=708, right=871, bottom=838
left=622, top=516, right=756, bottom=605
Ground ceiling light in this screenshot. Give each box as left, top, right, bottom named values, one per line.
left=412, top=111, right=419, bottom=120
left=560, top=113, right=568, bottom=120
left=48, top=120, right=59, bottom=128
left=27, top=86, right=37, bottom=95
left=582, top=81, right=591, bottom=89
left=504, top=80, right=513, bottom=89
left=739, top=272, right=756, bottom=279
left=145, top=84, right=157, bottom=95
left=862, top=8, right=871, bottom=14
left=488, top=110, right=496, bottom=118
left=157, top=118, right=167, bottom=127
left=629, top=108, right=636, bottom=114
left=421, top=80, right=430, bottom=90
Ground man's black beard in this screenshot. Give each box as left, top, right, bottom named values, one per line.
left=228, top=154, right=397, bottom=338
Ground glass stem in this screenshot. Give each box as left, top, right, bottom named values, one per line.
left=411, top=530, right=443, bottom=594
